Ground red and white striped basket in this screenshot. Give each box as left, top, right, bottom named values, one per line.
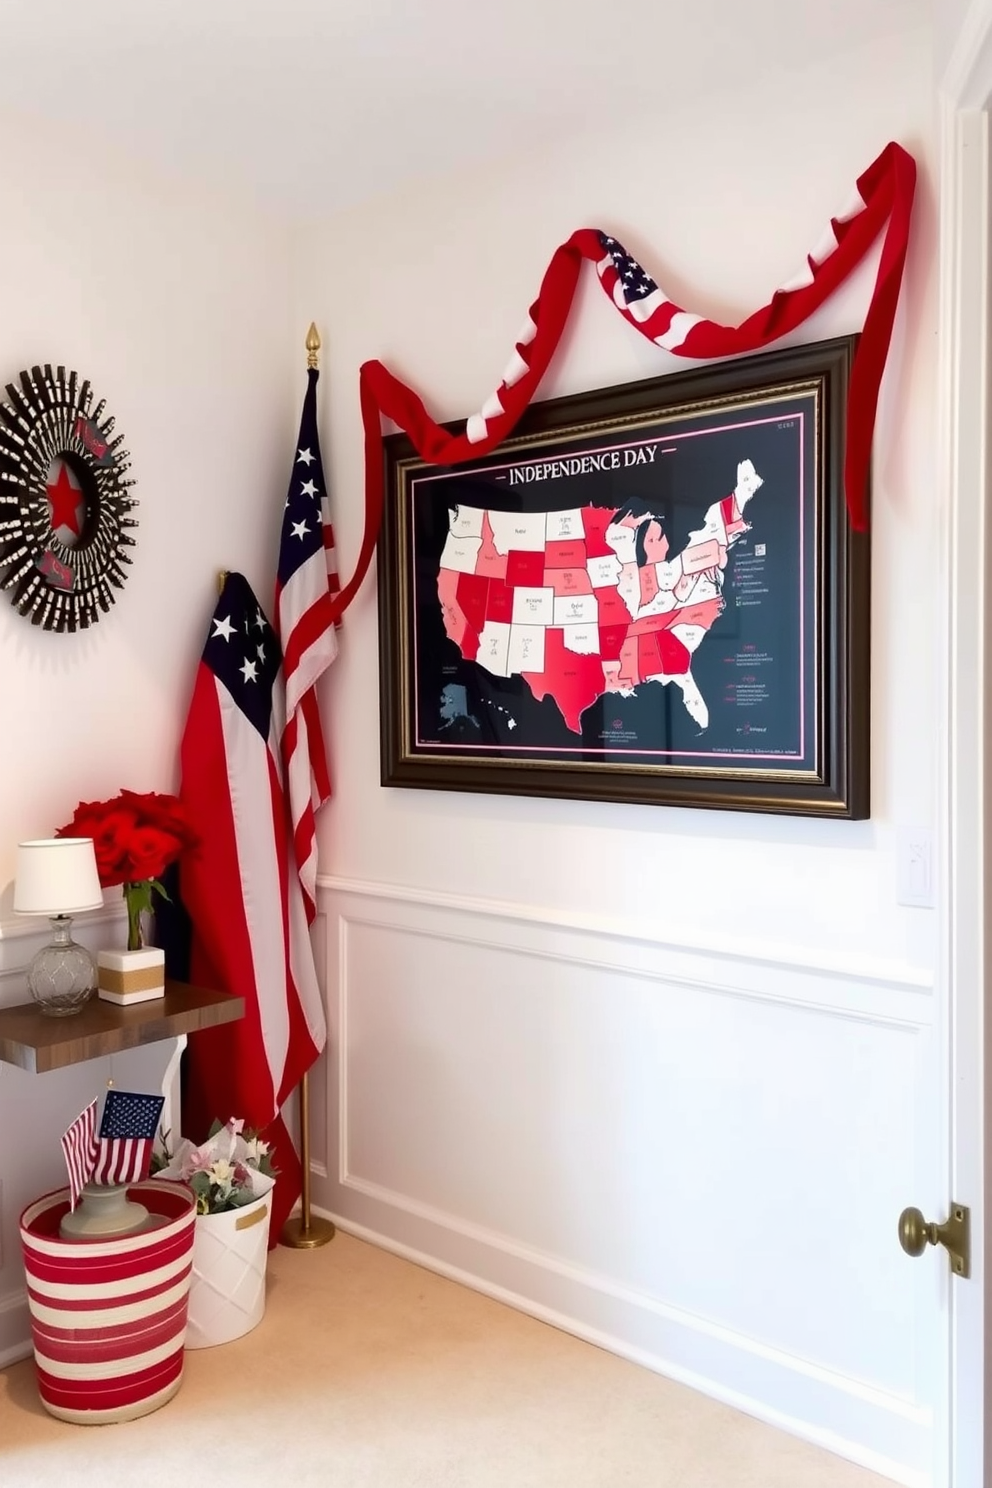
left=19, top=1180, right=197, bottom=1425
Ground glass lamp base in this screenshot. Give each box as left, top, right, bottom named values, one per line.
left=28, top=915, right=97, bottom=1016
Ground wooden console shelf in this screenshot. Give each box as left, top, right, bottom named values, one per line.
left=0, top=980, right=245, bottom=1074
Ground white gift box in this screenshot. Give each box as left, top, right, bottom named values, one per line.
left=97, top=946, right=166, bottom=1005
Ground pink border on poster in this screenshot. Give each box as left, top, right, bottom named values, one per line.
left=410, top=413, right=810, bottom=767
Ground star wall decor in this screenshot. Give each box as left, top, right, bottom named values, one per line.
left=45, top=460, right=85, bottom=538
left=0, top=365, right=137, bottom=631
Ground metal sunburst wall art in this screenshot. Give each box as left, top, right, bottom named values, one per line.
left=0, top=365, right=136, bottom=630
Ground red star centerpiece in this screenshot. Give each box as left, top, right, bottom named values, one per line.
left=46, top=460, right=85, bottom=539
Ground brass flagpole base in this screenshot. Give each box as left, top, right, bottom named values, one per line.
left=279, top=938, right=334, bottom=1251
left=280, top=1212, right=336, bottom=1249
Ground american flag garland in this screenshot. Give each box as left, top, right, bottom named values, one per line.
left=598, top=235, right=661, bottom=309
left=0, top=365, right=137, bottom=632
left=61, top=1090, right=165, bottom=1209
left=353, top=140, right=917, bottom=548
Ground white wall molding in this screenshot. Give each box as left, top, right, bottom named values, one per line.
left=341, top=1168, right=928, bottom=1415
left=317, top=874, right=934, bottom=999
left=339, top=908, right=930, bottom=1034
left=0, top=905, right=128, bottom=1000
left=316, top=877, right=938, bottom=1482
left=0, top=904, right=125, bottom=958
left=0, top=1287, right=30, bottom=1370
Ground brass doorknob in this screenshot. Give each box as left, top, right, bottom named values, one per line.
left=898, top=1206, right=933, bottom=1257
left=898, top=1203, right=970, bottom=1276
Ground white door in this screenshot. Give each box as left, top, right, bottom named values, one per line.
left=940, top=9, right=992, bottom=1486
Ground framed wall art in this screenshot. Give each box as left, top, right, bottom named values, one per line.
left=377, top=335, right=869, bottom=818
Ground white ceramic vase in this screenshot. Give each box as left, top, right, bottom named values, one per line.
left=97, top=946, right=166, bottom=1006
left=184, top=1191, right=272, bottom=1349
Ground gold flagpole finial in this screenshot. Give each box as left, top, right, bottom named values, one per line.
left=217, top=569, right=228, bottom=596
left=306, top=323, right=321, bottom=370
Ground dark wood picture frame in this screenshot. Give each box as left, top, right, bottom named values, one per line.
left=378, top=335, right=869, bottom=818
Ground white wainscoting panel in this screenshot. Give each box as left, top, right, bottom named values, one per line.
left=314, top=878, right=939, bottom=1486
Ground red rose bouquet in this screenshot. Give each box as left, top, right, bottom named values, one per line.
left=57, top=790, right=198, bottom=950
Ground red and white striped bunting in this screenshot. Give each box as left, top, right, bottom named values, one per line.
left=335, top=141, right=916, bottom=615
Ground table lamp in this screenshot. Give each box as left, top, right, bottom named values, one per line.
left=13, top=838, right=104, bottom=1016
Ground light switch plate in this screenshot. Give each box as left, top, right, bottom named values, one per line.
left=897, top=827, right=935, bottom=908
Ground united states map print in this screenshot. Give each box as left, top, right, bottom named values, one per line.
left=436, top=458, right=764, bottom=736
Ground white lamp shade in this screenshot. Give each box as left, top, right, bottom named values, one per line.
left=14, top=838, right=104, bottom=916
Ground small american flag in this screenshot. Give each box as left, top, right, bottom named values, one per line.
left=90, top=1089, right=164, bottom=1187
left=274, top=365, right=339, bottom=924
left=61, top=1099, right=99, bottom=1210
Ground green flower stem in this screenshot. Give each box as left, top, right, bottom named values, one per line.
left=123, top=878, right=171, bottom=952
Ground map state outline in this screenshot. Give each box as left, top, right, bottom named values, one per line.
left=436, top=459, right=764, bottom=735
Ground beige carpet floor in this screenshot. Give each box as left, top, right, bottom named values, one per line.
left=1, top=1231, right=893, bottom=1488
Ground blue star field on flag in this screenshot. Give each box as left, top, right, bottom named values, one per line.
left=205, top=572, right=282, bottom=741
left=597, top=232, right=659, bottom=306
left=277, top=367, right=327, bottom=590
left=99, top=1089, right=165, bottom=1141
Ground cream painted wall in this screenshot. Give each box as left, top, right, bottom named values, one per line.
left=0, top=117, right=297, bottom=1347
left=935, top=0, right=978, bottom=81
left=301, top=22, right=946, bottom=1481
left=303, top=23, right=938, bottom=972
left=0, top=117, right=297, bottom=890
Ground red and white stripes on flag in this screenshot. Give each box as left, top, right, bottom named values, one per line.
left=343, top=139, right=916, bottom=578
left=90, top=1138, right=154, bottom=1187
left=274, top=366, right=339, bottom=923
left=179, top=570, right=326, bottom=1239
left=61, top=1099, right=99, bottom=1210
left=61, top=1101, right=157, bottom=1206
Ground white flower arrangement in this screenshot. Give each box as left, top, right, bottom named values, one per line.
left=153, top=1118, right=277, bottom=1215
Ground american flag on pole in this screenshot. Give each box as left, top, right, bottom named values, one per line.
left=60, top=1091, right=163, bottom=1207
left=179, top=570, right=326, bottom=1238
left=61, top=1099, right=99, bottom=1210
left=274, top=363, right=339, bottom=923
